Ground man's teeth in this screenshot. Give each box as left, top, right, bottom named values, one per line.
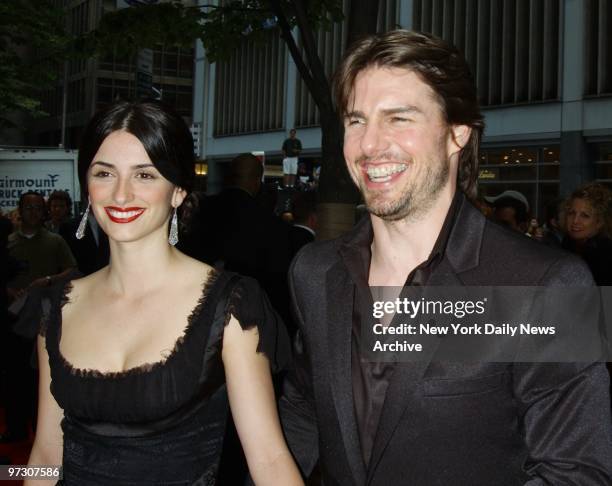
left=366, top=164, right=407, bottom=181
left=109, top=209, right=143, bottom=218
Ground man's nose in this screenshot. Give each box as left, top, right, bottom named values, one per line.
left=360, top=122, right=388, bottom=157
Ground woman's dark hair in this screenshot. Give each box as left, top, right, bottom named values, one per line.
left=333, top=30, right=484, bottom=199
left=77, top=99, right=195, bottom=202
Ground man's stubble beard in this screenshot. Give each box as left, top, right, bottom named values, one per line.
left=360, top=151, right=451, bottom=223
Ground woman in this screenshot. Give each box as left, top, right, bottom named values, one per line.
left=562, top=182, right=612, bottom=285
left=27, top=100, right=303, bottom=485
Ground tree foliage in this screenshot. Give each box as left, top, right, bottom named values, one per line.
left=0, top=0, right=69, bottom=128
left=76, top=0, right=361, bottom=204
left=76, top=1, right=343, bottom=64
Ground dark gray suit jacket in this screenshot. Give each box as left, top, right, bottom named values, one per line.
left=279, top=195, right=612, bottom=485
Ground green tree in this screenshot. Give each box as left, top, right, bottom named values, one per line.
left=78, top=0, right=381, bottom=237
left=0, top=0, right=69, bottom=129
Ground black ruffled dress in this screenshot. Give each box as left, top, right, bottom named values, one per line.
left=39, top=271, right=290, bottom=485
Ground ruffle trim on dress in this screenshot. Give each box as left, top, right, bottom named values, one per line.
left=221, top=276, right=291, bottom=372
left=56, top=269, right=220, bottom=380
left=223, top=279, right=263, bottom=350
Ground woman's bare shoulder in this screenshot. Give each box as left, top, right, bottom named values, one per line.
left=67, top=267, right=108, bottom=296
left=174, top=252, right=215, bottom=284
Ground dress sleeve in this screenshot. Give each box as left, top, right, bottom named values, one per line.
left=224, top=276, right=291, bottom=372
left=11, top=286, right=54, bottom=339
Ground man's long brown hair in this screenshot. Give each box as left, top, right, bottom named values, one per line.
left=333, top=30, right=484, bottom=199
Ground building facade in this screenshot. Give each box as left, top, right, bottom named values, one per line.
left=29, top=0, right=195, bottom=149
left=194, top=0, right=612, bottom=218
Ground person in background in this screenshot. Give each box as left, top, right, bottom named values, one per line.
left=289, top=191, right=317, bottom=259
left=0, top=209, right=22, bottom=444
left=45, top=191, right=72, bottom=234
left=485, top=189, right=530, bottom=233
left=4, top=192, right=76, bottom=444
left=59, top=206, right=110, bottom=277
left=281, top=129, right=302, bottom=188
left=7, top=192, right=76, bottom=297
left=539, top=199, right=565, bottom=247
left=562, top=182, right=612, bottom=286
left=8, top=208, right=21, bottom=232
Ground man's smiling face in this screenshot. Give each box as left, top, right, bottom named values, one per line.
left=343, top=67, right=461, bottom=222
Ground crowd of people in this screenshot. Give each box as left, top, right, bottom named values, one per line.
left=475, top=184, right=612, bottom=285
left=0, top=28, right=610, bottom=485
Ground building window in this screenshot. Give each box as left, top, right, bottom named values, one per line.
left=594, top=142, right=612, bottom=188
left=478, top=144, right=560, bottom=219
left=414, top=0, right=561, bottom=106
left=158, top=83, right=193, bottom=117
left=153, top=45, right=193, bottom=78
left=96, top=77, right=134, bottom=109
left=67, top=78, right=86, bottom=113
left=294, top=0, right=398, bottom=128
left=584, top=0, right=612, bottom=96
left=213, top=32, right=286, bottom=136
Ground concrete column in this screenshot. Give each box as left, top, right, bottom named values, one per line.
left=283, top=28, right=299, bottom=133
left=559, top=132, right=594, bottom=197
left=192, top=40, right=206, bottom=148
left=559, top=0, right=591, bottom=195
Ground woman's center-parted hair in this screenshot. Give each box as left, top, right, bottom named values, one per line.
left=333, top=30, right=484, bottom=199
left=77, top=99, right=196, bottom=203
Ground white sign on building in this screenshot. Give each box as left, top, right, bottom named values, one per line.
left=0, top=149, right=78, bottom=211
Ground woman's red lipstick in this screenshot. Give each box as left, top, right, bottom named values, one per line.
left=104, top=206, right=146, bottom=223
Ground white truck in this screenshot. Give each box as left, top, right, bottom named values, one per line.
left=0, top=147, right=80, bottom=212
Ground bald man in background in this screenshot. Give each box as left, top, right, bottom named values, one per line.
left=181, top=153, right=292, bottom=326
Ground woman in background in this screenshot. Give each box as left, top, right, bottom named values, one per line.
left=26, top=100, right=302, bottom=485
left=562, top=182, right=612, bottom=286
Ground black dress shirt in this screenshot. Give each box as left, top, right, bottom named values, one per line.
left=341, top=192, right=460, bottom=467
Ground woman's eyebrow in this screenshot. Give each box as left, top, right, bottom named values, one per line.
left=90, top=161, right=156, bottom=169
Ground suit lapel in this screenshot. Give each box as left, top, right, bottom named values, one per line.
left=326, top=259, right=367, bottom=485
left=366, top=198, right=486, bottom=482
left=365, top=331, right=441, bottom=482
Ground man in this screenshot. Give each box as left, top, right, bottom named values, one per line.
left=8, top=191, right=76, bottom=294
left=3, top=191, right=76, bottom=442
left=485, top=189, right=530, bottom=233
left=179, top=153, right=292, bottom=484
left=282, top=128, right=302, bottom=188
left=45, top=190, right=72, bottom=233
left=279, top=30, right=612, bottom=485
left=59, top=205, right=110, bottom=276
left=540, top=198, right=565, bottom=248
left=185, top=153, right=291, bottom=295
left=289, top=191, right=317, bottom=259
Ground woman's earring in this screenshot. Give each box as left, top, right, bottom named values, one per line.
left=168, top=207, right=179, bottom=246
left=75, top=202, right=90, bottom=240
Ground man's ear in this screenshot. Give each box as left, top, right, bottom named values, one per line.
left=172, top=187, right=187, bottom=208
left=447, top=125, right=471, bottom=158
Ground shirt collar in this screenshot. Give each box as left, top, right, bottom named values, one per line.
left=340, top=190, right=463, bottom=285
left=293, top=224, right=316, bottom=237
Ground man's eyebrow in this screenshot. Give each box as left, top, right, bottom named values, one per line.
left=380, top=106, right=423, bottom=116
left=344, top=106, right=424, bottom=119
left=345, top=110, right=365, bottom=119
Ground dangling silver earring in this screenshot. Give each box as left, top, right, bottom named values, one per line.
left=168, top=207, right=179, bottom=246
left=75, top=202, right=90, bottom=240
